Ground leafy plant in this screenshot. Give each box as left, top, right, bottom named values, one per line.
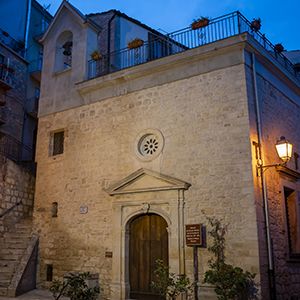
left=274, top=43, right=284, bottom=53
left=50, top=272, right=100, bottom=300
left=127, top=38, right=144, bottom=49
left=151, top=259, right=192, bottom=300
left=90, top=50, right=102, bottom=61
left=191, top=17, right=210, bottom=30
left=203, top=215, right=258, bottom=300
left=250, top=18, right=261, bottom=32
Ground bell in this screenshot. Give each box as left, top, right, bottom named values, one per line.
left=62, top=41, right=73, bottom=56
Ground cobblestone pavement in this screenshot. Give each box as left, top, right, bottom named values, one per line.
left=0, top=289, right=69, bottom=300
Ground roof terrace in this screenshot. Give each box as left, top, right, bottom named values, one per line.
left=88, top=11, right=299, bottom=82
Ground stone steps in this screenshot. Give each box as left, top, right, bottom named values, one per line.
left=0, top=242, right=29, bottom=250
left=0, top=253, right=21, bottom=261
left=0, top=272, right=12, bottom=281
left=0, top=287, right=8, bottom=296
left=0, top=248, right=25, bottom=256
left=0, top=218, right=33, bottom=296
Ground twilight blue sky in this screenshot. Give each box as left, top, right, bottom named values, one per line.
left=38, top=0, right=299, bottom=50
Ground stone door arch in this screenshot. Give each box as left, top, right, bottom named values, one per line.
left=106, top=168, right=191, bottom=300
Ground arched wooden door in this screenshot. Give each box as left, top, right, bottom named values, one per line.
left=129, top=213, right=168, bottom=300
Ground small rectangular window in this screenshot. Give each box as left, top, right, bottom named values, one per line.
left=284, top=188, right=300, bottom=257
left=50, top=131, right=64, bottom=156
left=46, top=264, right=53, bottom=281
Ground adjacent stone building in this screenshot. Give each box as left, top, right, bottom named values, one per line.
left=34, top=2, right=300, bottom=299
left=0, top=1, right=52, bottom=296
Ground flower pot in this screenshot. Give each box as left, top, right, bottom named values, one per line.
left=128, top=39, right=144, bottom=49
left=274, top=43, right=284, bottom=53
left=250, top=19, right=261, bottom=32
left=191, top=18, right=209, bottom=30
left=91, top=52, right=102, bottom=61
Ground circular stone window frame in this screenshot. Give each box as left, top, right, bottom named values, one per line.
left=135, top=129, right=165, bottom=162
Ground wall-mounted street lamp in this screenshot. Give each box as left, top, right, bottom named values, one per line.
left=255, top=136, right=293, bottom=174
left=275, top=136, right=293, bottom=163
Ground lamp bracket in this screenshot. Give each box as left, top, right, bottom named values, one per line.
left=256, top=161, right=287, bottom=176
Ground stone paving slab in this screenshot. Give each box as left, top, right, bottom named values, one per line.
left=0, top=289, right=69, bottom=300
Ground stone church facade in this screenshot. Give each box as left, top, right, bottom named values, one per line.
left=33, top=2, right=300, bottom=299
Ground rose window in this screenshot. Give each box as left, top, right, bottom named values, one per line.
left=136, top=130, right=164, bottom=161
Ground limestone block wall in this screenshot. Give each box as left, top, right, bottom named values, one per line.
left=245, top=56, right=300, bottom=299
left=0, top=156, right=35, bottom=233
left=34, top=62, right=260, bottom=298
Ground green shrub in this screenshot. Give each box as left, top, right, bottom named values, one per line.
left=151, top=259, right=192, bottom=300
left=203, top=215, right=258, bottom=300
left=50, top=272, right=100, bottom=300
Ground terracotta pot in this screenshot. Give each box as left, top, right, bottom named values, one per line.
left=128, top=39, right=144, bottom=49
left=250, top=19, right=261, bottom=32
left=91, top=52, right=102, bottom=61
left=191, top=19, right=209, bottom=30
left=274, top=44, right=284, bottom=53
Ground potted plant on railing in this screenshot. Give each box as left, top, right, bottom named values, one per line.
left=274, top=43, right=284, bottom=53
left=250, top=18, right=261, bottom=32
left=191, top=17, right=210, bottom=30
left=127, top=38, right=144, bottom=49
left=90, top=50, right=102, bottom=61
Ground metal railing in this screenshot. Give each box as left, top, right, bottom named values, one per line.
left=0, top=107, right=8, bottom=124
left=0, top=63, right=14, bottom=87
left=0, top=201, right=22, bottom=218
left=88, top=33, right=187, bottom=79
left=0, top=133, right=33, bottom=163
left=88, top=11, right=299, bottom=81
left=0, top=28, right=25, bottom=57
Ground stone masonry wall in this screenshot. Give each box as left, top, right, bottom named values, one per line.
left=34, top=63, right=260, bottom=299
left=246, top=60, right=300, bottom=299
left=0, top=155, right=35, bottom=233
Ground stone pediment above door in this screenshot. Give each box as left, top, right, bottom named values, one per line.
left=106, top=168, right=191, bottom=195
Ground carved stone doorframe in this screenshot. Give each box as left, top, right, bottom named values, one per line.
left=106, top=169, right=191, bottom=300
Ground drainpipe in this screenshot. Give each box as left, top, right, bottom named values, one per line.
left=251, top=53, right=277, bottom=299
left=24, top=0, right=32, bottom=56
left=107, top=11, right=118, bottom=73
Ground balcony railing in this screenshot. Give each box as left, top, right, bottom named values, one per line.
left=88, top=11, right=299, bottom=82
left=0, top=63, right=14, bottom=88
left=0, top=133, right=33, bottom=163
left=0, top=29, right=25, bottom=57
left=0, top=107, right=7, bottom=125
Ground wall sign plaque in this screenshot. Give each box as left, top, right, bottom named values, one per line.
left=185, top=224, right=202, bottom=246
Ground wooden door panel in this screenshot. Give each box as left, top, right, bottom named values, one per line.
left=129, top=214, right=168, bottom=299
